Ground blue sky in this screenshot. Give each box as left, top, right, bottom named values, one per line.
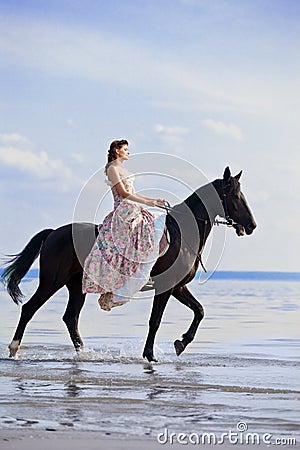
left=0, top=0, right=299, bottom=271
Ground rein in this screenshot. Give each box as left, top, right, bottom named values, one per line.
left=157, top=194, right=239, bottom=229
left=157, top=201, right=208, bottom=272
left=156, top=185, right=241, bottom=273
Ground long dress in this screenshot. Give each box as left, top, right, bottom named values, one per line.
left=82, top=168, right=166, bottom=307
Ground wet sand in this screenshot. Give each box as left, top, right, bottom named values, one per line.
left=0, top=277, right=299, bottom=446
left=1, top=429, right=299, bottom=450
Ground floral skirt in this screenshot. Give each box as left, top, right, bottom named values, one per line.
left=82, top=199, right=166, bottom=303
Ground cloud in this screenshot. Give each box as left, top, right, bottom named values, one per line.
left=0, top=13, right=274, bottom=116
left=0, top=133, right=30, bottom=144
left=154, top=124, right=190, bottom=149
left=202, top=118, right=243, bottom=140
left=0, top=145, right=71, bottom=179
left=154, top=124, right=189, bottom=136
left=0, top=141, right=83, bottom=190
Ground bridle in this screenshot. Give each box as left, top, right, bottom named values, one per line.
left=155, top=181, right=243, bottom=273
left=213, top=181, right=240, bottom=229
left=157, top=182, right=239, bottom=230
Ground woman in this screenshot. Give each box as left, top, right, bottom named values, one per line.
left=82, top=139, right=166, bottom=311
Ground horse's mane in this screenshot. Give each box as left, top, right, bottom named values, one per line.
left=171, top=178, right=223, bottom=223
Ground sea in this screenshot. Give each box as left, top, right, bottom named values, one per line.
left=0, top=271, right=299, bottom=442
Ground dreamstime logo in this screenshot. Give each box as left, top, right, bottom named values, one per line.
left=72, top=152, right=227, bottom=298
left=157, top=422, right=297, bottom=446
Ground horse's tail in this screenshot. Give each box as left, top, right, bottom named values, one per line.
left=1, top=229, right=54, bottom=305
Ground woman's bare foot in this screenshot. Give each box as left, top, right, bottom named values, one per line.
left=98, top=293, right=127, bottom=311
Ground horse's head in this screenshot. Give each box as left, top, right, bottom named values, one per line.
left=218, top=167, right=257, bottom=236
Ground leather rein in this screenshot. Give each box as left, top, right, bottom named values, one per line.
left=156, top=183, right=242, bottom=272
left=157, top=182, right=239, bottom=230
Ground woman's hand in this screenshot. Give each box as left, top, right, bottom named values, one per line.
left=145, top=198, right=166, bottom=207
left=156, top=198, right=166, bottom=207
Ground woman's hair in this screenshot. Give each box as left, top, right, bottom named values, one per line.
left=104, top=139, right=128, bottom=175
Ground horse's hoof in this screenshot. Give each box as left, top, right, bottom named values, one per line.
left=174, top=340, right=185, bottom=356
left=142, top=351, right=157, bottom=363
left=149, top=357, right=158, bottom=363
left=75, top=346, right=83, bottom=353
left=144, top=355, right=158, bottom=363
left=8, top=340, right=20, bottom=358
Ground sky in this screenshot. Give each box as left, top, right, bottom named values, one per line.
left=0, top=0, right=299, bottom=272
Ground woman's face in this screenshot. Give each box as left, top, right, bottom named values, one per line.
left=117, top=144, right=130, bottom=161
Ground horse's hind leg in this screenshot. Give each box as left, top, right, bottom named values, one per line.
left=63, top=273, right=86, bottom=352
left=172, top=285, right=204, bottom=356
left=9, top=283, right=62, bottom=357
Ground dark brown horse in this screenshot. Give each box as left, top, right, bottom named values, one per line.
left=1, top=167, right=256, bottom=361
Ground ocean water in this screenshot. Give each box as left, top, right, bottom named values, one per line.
left=0, top=273, right=299, bottom=441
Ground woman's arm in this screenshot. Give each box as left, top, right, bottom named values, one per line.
left=107, top=166, right=165, bottom=207
left=131, top=188, right=164, bottom=207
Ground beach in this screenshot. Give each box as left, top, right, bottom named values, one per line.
left=1, top=428, right=299, bottom=450
left=0, top=274, right=299, bottom=449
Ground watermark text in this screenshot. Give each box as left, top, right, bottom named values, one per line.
left=157, top=422, right=297, bottom=446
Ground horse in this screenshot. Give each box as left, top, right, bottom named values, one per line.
left=1, top=167, right=256, bottom=361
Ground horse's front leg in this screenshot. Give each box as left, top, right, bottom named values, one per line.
left=172, top=285, right=204, bottom=356
left=142, top=290, right=172, bottom=362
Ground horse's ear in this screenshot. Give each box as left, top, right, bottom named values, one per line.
left=223, top=166, right=231, bottom=183
left=235, top=170, right=242, bottom=181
